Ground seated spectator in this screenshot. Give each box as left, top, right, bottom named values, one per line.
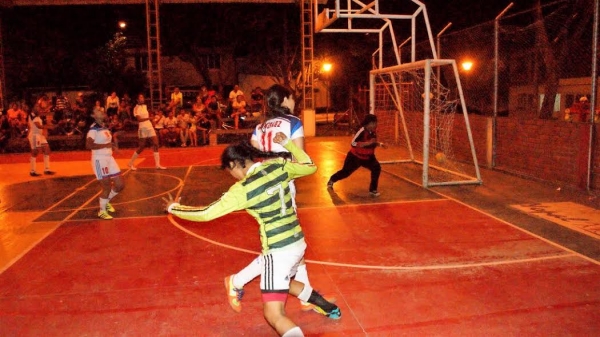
left=153, top=109, right=166, bottom=146
left=206, top=95, right=223, bottom=129
left=106, top=91, right=120, bottom=118
left=199, top=85, right=216, bottom=105
left=177, top=109, right=191, bottom=147
left=231, top=94, right=248, bottom=129
left=250, top=86, right=264, bottom=112
left=72, top=92, right=87, bottom=122
left=162, top=110, right=179, bottom=147
left=192, top=96, right=206, bottom=116
left=168, top=87, right=183, bottom=113
left=108, top=114, right=125, bottom=150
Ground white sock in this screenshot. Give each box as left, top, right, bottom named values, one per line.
left=294, top=264, right=311, bottom=288
left=297, top=284, right=313, bottom=303
left=282, top=327, right=304, bottom=337
left=129, top=152, right=139, bottom=166
left=153, top=152, right=161, bottom=167
left=99, top=197, right=109, bottom=211
left=30, top=157, right=36, bottom=172
left=108, top=189, right=118, bottom=201
left=43, top=155, right=50, bottom=170
left=234, top=256, right=262, bottom=288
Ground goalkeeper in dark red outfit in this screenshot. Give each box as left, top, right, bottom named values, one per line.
left=327, top=114, right=386, bottom=197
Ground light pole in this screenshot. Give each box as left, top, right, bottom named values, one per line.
left=322, top=62, right=332, bottom=122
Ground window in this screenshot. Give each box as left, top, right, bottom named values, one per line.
left=135, top=54, right=148, bottom=72
left=199, top=54, right=221, bottom=70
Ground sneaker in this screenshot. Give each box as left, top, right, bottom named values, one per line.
left=301, top=296, right=337, bottom=312
left=128, top=165, right=137, bottom=171
left=97, top=210, right=113, bottom=220
left=327, top=180, right=334, bottom=189
left=370, top=191, right=381, bottom=197
left=313, top=304, right=342, bottom=320
left=156, top=165, right=167, bottom=170
left=30, top=171, right=41, bottom=177
left=43, top=170, right=55, bottom=175
left=106, top=203, right=116, bottom=213
left=224, top=275, right=244, bottom=313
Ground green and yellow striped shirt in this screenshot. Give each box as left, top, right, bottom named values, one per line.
left=169, top=141, right=317, bottom=253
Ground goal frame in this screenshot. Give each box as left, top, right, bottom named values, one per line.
left=370, top=58, right=482, bottom=187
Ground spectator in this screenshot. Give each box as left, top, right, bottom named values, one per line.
left=231, top=94, right=248, bottom=129
left=105, top=91, right=120, bottom=118
left=199, top=85, right=215, bottom=105
left=250, top=87, right=264, bottom=113
left=207, top=95, right=222, bottom=129
left=228, top=84, right=244, bottom=104
left=108, top=114, right=124, bottom=150
left=162, top=109, right=179, bottom=147
left=168, top=87, right=183, bottom=113
left=178, top=109, right=191, bottom=147
left=153, top=109, right=166, bottom=147
left=0, top=112, right=9, bottom=152
left=54, top=91, right=70, bottom=124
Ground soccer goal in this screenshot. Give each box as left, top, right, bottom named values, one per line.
left=371, top=59, right=482, bottom=187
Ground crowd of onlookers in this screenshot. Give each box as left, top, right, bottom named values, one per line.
left=0, top=84, right=265, bottom=152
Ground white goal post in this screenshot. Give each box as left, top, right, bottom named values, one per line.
left=370, top=59, right=482, bottom=187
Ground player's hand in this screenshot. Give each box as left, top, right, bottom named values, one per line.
left=162, top=193, right=181, bottom=213
left=272, top=132, right=288, bottom=144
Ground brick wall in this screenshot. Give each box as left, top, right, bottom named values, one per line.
left=464, top=114, right=600, bottom=190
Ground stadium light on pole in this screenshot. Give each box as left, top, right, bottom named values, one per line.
left=118, top=21, right=127, bottom=30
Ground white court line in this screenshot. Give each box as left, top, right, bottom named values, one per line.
left=167, top=214, right=575, bottom=270
left=1, top=178, right=102, bottom=274
left=46, top=172, right=184, bottom=213
left=380, top=167, right=600, bottom=266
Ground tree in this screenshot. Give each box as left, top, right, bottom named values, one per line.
left=87, top=32, right=146, bottom=97
left=534, top=0, right=593, bottom=119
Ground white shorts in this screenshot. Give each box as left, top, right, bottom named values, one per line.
left=260, top=239, right=306, bottom=297
left=92, top=155, right=121, bottom=180
left=28, top=134, right=48, bottom=149
left=138, top=127, right=157, bottom=139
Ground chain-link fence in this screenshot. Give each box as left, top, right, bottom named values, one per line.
left=403, top=0, right=596, bottom=122
left=395, top=0, right=600, bottom=190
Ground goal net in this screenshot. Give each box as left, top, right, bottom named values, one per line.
left=371, top=59, right=482, bottom=187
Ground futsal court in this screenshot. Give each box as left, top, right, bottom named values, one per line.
left=0, top=136, right=599, bottom=336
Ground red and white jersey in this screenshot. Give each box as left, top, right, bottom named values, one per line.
left=87, top=122, right=113, bottom=156
left=251, top=115, right=304, bottom=153
left=134, top=104, right=153, bottom=130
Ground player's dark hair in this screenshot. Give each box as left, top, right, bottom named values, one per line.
left=361, top=114, right=378, bottom=126
left=220, top=141, right=291, bottom=170
left=264, top=84, right=293, bottom=118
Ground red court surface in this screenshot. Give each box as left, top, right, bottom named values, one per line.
left=1, top=138, right=599, bottom=336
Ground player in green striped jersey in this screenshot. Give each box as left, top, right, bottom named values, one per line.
left=165, top=132, right=340, bottom=337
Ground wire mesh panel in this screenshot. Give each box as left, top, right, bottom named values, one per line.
left=371, top=60, right=482, bottom=187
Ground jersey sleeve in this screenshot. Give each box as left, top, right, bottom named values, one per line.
left=169, top=183, right=248, bottom=222
left=289, top=118, right=304, bottom=140
left=86, top=128, right=97, bottom=140
left=282, top=140, right=317, bottom=179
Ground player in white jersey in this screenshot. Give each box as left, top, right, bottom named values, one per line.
left=86, top=107, right=125, bottom=220
left=127, top=94, right=166, bottom=170
left=28, top=95, right=55, bottom=177
left=227, top=84, right=328, bottom=314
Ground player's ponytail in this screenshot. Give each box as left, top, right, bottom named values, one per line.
left=264, top=84, right=293, bottom=119
left=221, top=141, right=291, bottom=170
